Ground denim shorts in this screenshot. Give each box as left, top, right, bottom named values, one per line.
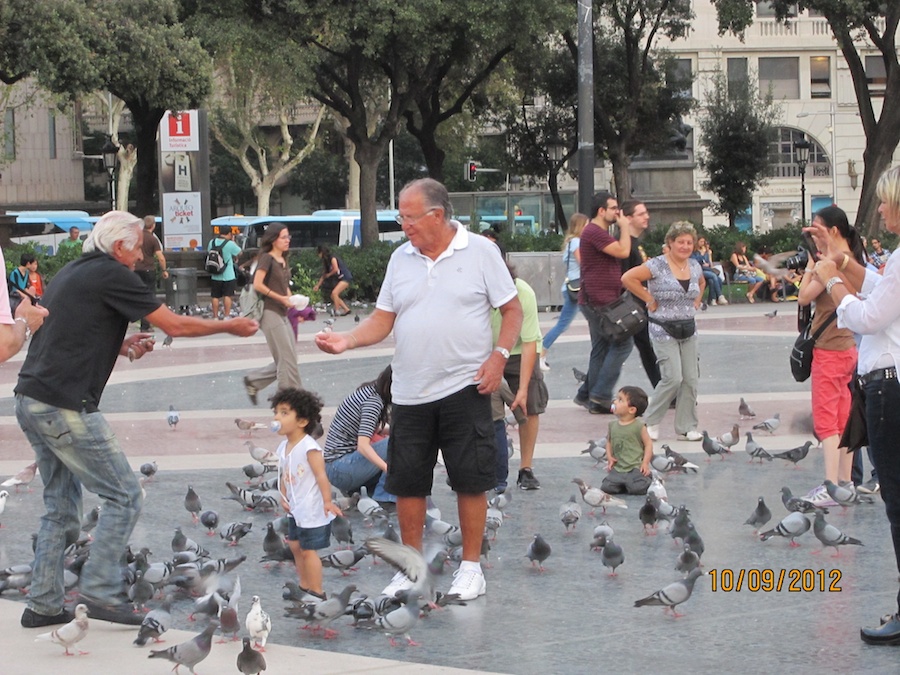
left=286, top=517, right=331, bottom=551
left=385, top=385, right=496, bottom=496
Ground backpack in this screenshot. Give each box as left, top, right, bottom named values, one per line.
left=204, top=239, right=227, bottom=274
left=239, top=262, right=264, bottom=321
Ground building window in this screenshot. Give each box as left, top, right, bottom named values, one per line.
left=810, top=56, right=831, bottom=99
left=667, top=58, right=693, bottom=99
left=866, top=55, right=887, bottom=97
left=759, top=57, right=800, bottom=99
left=768, top=127, right=830, bottom=178
left=3, top=108, right=14, bottom=160
left=727, top=58, right=748, bottom=97
left=756, top=1, right=797, bottom=17
left=48, top=109, right=57, bottom=159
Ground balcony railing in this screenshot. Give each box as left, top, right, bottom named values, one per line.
left=769, top=161, right=831, bottom=178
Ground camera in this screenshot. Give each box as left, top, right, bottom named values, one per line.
left=785, top=247, right=810, bottom=271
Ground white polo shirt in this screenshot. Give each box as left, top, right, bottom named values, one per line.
left=376, top=222, right=517, bottom=405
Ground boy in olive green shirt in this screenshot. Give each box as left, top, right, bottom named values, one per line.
left=602, top=386, right=653, bottom=495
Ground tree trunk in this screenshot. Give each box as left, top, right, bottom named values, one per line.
left=128, top=103, right=165, bottom=217
left=115, top=144, right=137, bottom=211
left=412, top=123, right=445, bottom=183
left=255, top=181, right=273, bottom=216
left=548, top=170, right=566, bottom=232
left=857, top=118, right=900, bottom=235
left=609, top=151, right=632, bottom=204
left=355, top=142, right=386, bottom=247
left=346, top=137, right=361, bottom=209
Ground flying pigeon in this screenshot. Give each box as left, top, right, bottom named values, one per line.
left=600, top=537, right=624, bottom=575
left=760, top=512, right=811, bottom=546
left=148, top=620, right=218, bottom=673
left=744, top=497, right=772, bottom=532
left=134, top=595, right=173, bottom=646
left=363, top=537, right=434, bottom=603
left=236, top=637, right=267, bottom=675
left=162, top=334, right=173, bottom=347
left=772, top=441, right=813, bottom=467
left=245, top=595, right=272, bottom=651
left=813, top=511, right=863, bottom=556
left=35, top=603, right=89, bottom=655
left=560, top=495, right=582, bottom=532
left=634, top=568, right=704, bottom=617
left=1, top=461, right=38, bottom=492
left=738, top=397, right=756, bottom=419
left=752, top=413, right=781, bottom=434
left=526, top=534, right=552, bottom=571
left=167, top=405, right=179, bottom=430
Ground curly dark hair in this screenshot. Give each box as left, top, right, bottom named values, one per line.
left=619, top=385, right=649, bottom=417
left=270, top=388, right=323, bottom=430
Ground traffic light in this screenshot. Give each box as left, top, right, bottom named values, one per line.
left=465, top=160, right=478, bottom=182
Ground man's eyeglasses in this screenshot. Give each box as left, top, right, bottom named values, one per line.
left=395, top=208, right=437, bottom=225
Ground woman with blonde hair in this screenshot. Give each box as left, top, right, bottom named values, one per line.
left=541, top=212, right=588, bottom=370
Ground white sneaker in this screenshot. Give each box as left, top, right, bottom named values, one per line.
left=709, top=298, right=717, bottom=306
left=718, top=296, right=728, bottom=305
left=647, top=425, right=659, bottom=441
left=539, top=356, right=550, bottom=372
left=806, top=485, right=838, bottom=508
left=448, top=566, right=486, bottom=601
left=678, top=430, right=703, bottom=442
left=382, top=571, right=415, bottom=596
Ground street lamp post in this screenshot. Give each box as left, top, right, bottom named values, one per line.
left=794, top=138, right=811, bottom=225
left=101, top=135, right=119, bottom=212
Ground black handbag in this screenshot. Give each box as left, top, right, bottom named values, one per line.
left=649, top=316, right=696, bottom=340
left=789, top=310, right=837, bottom=383
left=563, top=247, right=580, bottom=303
left=596, top=292, right=647, bottom=342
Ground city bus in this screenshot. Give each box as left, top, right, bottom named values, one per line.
left=5, top=211, right=95, bottom=254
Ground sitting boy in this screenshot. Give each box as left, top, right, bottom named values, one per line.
left=601, top=386, right=653, bottom=495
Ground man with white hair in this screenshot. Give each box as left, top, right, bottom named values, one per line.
left=14, top=211, right=258, bottom=629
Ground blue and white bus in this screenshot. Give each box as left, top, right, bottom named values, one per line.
left=5, top=211, right=95, bottom=254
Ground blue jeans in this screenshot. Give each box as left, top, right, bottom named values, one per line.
left=325, top=438, right=394, bottom=503
left=702, top=270, right=722, bottom=301
left=543, top=286, right=579, bottom=351
left=577, top=305, right=634, bottom=404
left=864, top=377, right=900, bottom=610
left=15, top=394, right=143, bottom=614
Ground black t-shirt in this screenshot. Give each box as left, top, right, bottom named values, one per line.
left=16, top=252, right=162, bottom=411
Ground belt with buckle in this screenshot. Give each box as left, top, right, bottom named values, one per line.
left=859, top=367, right=898, bottom=386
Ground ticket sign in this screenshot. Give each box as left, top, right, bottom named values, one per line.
left=160, top=111, right=200, bottom=152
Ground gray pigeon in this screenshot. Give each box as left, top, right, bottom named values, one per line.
left=220, top=521, right=253, bottom=545
left=148, top=620, right=218, bottom=674
left=590, top=522, right=615, bottom=550
left=760, top=512, right=811, bottom=546
left=701, top=431, right=729, bottom=461
left=669, top=506, right=692, bottom=542
left=781, top=486, right=827, bottom=514
left=752, top=412, right=780, bottom=434
left=363, top=537, right=435, bottom=603
left=184, top=485, right=202, bottom=523
left=739, top=397, right=756, bottom=419
left=320, top=547, right=367, bottom=575
left=134, top=595, right=173, bottom=646
left=288, top=584, right=357, bottom=637
left=526, top=534, right=552, bottom=571
left=35, top=603, right=89, bottom=655
left=128, top=569, right=154, bottom=613
left=375, top=591, right=423, bottom=646
left=634, top=568, right=704, bottom=616
left=167, top=405, right=179, bottom=430
left=684, top=523, right=705, bottom=558
left=639, top=496, right=658, bottom=534
left=744, top=497, right=772, bottom=532
left=560, top=495, right=582, bottom=532
left=813, top=511, right=863, bottom=555
left=675, top=544, right=700, bottom=574
left=331, top=515, right=354, bottom=547
left=262, top=522, right=282, bottom=558
left=600, top=536, right=624, bottom=575
left=772, top=441, right=813, bottom=466
left=140, top=461, right=158, bottom=481
left=580, top=439, right=607, bottom=467
left=236, top=637, right=267, bottom=674
left=573, top=367, right=587, bottom=383
left=199, top=510, right=219, bottom=536
left=744, top=432, right=773, bottom=463
left=823, top=480, right=872, bottom=507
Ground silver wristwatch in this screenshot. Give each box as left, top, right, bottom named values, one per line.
left=494, top=347, right=510, bottom=359
left=825, top=277, right=844, bottom=295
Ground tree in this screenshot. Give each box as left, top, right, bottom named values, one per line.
left=698, top=71, right=780, bottom=228
left=711, top=0, right=900, bottom=235
left=564, top=0, right=695, bottom=201
left=285, top=126, right=349, bottom=211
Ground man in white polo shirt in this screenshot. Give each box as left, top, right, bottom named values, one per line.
left=316, top=178, right=522, bottom=600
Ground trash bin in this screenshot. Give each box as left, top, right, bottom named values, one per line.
left=165, top=267, right=197, bottom=313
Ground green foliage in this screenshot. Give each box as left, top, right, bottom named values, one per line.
left=4, top=241, right=81, bottom=283
left=291, top=242, right=397, bottom=302
left=501, top=231, right=564, bottom=253
left=642, top=222, right=809, bottom=266
left=697, top=71, right=781, bottom=227
left=286, top=127, right=349, bottom=210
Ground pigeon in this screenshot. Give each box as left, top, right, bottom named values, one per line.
left=669, top=506, right=692, bottom=542
left=752, top=413, right=780, bottom=434
left=526, top=534, right=552, bottom=571
left=663, top=445, right=693, bottom=470
left=764, top=308, right=778, bottom=319
left=649, top=493, right=677, bottom=525
left=35, top=603, right=89, bottom=655
left=488, top=490, right=512, bottom=512
left=824, top=480, right=872, bottom=507
left=200, top=510, right=220, bottom=536
left=329, top=514, right=353, bottom=547
left=320, top=547, right=367, bottom=575
left=0, top=489, right=7, bottom=525
left=81, top=505, right=101, bottom=534
left=218, top=588, right=241, bottom=643
left=375, top=591, right=423, bottom=646
left=600, top=537, right=624, bottom=575
left=738, top=397, right=756, bottom=419
left=288, top=584, right=357, bottom=638
left=701, top=431, right=729, bottom=461
left=245, top=595, right=272, bottom=650
left=244, top=441, right=276, bottom=465
left=149, top=620, right=218, bottom=673
left=716, top=424, right=740, bottom=448
left=0, top=563, right=33, bottom=593
left=184, top=486, right=202, bottom=523
left=363, top=537, right=434, bottom=603
left=167, top=405, right=179, bottom=430
left=772, top=441, right=813, bottom=466
left=648, top=473, right=667, bottom=502
left=241, top=462, right=268, bottom=483
left=560, top=495, right=582, bottom=532
left=813, top=511, right=864, bottom=556
left=134, top=595, right=173, bottom=646
left=485, top=506, right=504, bottom=538
left=634, top=568, right=704, bottom=617
left=162, top=334, right=174, bottom=347
left=781, top=486, right=827, bottom=514
left=2, top=461, right=38, bottom=491
left=760, top=512, right=811, bottom=546
left=234, top=418, right=267, bottom=436
left=684, top=523, right=705, bottom=558
left=639, top=496, right=658, bottom=534
left=572, top=477, right=627, bottom=515
left=129, top=569, right=155, bottom=612
left=140, top=461, right=158, bottom=481
left=744, top=497, right=772, bottom=532
left=590, top=521, right=615, bottom=549
left=358, top=487, right=385, bottom=523
left=744, top=432, right=773, bottom=463
left=220, top=521, right=253, bottom=545
left=580, top=439, right=607, bottom=467
left=224, top=482, right=257, bottom=510
left=675, top=544, right=700, bottom=574
left=236, top=637, right=267, bottom=675
left=573, top=367, right=587, bottom=383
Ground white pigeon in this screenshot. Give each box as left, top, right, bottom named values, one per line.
left=245, top=595, right=272, bottom=650
left=752, top=413, right=781, bottom=434
left=35, top=603, right=89, bottom=655
left=560, top=495, right=582, bottom=532
left=648, top=472, right=668, bottom=502
left=0, top=489, right=8, bottom=523
left=357, top=486, right=384, bottom=523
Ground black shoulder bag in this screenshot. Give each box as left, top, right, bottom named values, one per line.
left=790, top=310, right=837, bottom=383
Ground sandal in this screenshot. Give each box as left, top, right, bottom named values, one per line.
left=746, top=292, right=755, bottom=303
